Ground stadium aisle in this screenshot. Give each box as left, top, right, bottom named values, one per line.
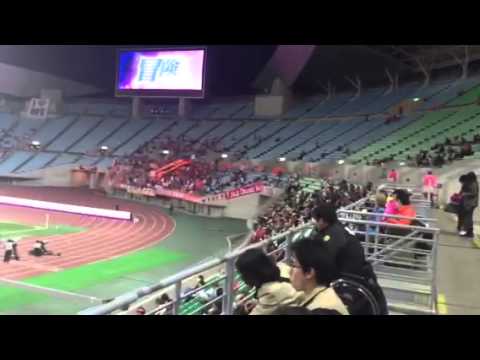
left=436, top=210, right=480, bottom=314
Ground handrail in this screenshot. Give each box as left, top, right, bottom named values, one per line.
left=78, top=195, right=440, bottom=315
left=78, top=257, right=222, bottom=315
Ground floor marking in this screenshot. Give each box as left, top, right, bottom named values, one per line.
left=437, top=294, right=448, bottom=315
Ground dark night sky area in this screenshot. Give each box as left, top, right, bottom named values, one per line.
left=0, top=45, right=276, bottom=97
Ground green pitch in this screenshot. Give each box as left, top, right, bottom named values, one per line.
left=0, top=213, right=247, bottom=314
left=0, top=221, right=85, bottom=241
left=0, top=247, right=188, bottom=312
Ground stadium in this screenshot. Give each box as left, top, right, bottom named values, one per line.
left=0, top=45, right=478, bottom=315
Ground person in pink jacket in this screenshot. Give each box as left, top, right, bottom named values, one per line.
left=383, top=191, right=400, bottom=221
left=423, top=170, right=438, bottom=206
left=387, top=169, right=399, bottom=183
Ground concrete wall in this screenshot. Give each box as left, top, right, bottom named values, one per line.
left=254, top=95, right=286, bottom=117
left=217, top=193, right=261, bottom=220
left=10, top=164, right=77, bottom=187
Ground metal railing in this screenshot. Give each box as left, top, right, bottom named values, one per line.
left=79, top=205, right=439, bottom=315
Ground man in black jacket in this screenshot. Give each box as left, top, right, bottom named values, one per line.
left=310, top=205, right=369, bottom=277
left=309, top=204, right=388, bottom=314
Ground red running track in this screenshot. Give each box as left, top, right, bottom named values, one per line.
left=0, top=186, right=175, bottom=280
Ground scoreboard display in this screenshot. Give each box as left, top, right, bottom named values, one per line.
left=116, top=48, right=207, bottom=98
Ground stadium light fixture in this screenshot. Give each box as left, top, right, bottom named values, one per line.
left=337, top=159, right=345, bottom=165
left=221, top=153, right=228, bottom=159
left=278, top=157, right=286, bottom=162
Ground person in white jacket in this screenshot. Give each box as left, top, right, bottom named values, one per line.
left=235, top=248, right=300, bottom=315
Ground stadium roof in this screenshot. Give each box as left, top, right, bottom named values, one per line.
left=255, top=45, right=480, bottom=95
left=367, top=45, right=480, bottom=73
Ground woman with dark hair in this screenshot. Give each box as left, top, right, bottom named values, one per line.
left=235, top=248, right=299, bottom=315
left=386, top=190, right=416, bottom=226
left=457, top=175, right=468, bottom=233
left=458, top=172, right=479, bottom=238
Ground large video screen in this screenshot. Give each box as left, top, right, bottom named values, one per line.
left=116, top=48, right=207, bottom=98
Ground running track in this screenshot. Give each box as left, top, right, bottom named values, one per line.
left=0, top=186, right=175, bottom=280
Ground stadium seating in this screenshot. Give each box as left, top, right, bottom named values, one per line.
left=211, top=102, right=249, bottom=119
left=282, top=96, right=325, bottom=119
left=329, top=87, right=386, bottom=116
left=33, top=116, right=78, bottom=147
left=47, top=116, right=102, bottom=152
left=196, top=120, right=245, bottom=144
left=114, top=119, right=176, bottom=156
left=191, top=104, right=219, bottom=119
left=69, top=117, right=128, bottom=154
left=303, top=92, right=354, bottom=118
left=222, top=121, right=267, bottom=149
left=229, top=120, right=291, bottom=153
left=340, top=114, right=424, bottom=163
left=47, top=153, right=81, bottom=168
left=300, top=118, right=367, bottom=162
left=232, top=102, right=254, bottom=119
left=0, top=74, right=476, bottom=178
left=0, top=112, right=17, bottom=130
left=262, top=119, right=338, bottom=160
left=99, top=119, right=153, bottom=153
left=0, top=151, right=32, bottom=174
left=349, top=81, right=480, bottom=163
left=318, top=117, right=387, bottom=162
left=248, top=120, right=314, bottom=159
left=15, top=152, right=58, bottom=173
left=181, top=120, right=221, bottom=142
left=12, top=117, right=46, bottom=137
